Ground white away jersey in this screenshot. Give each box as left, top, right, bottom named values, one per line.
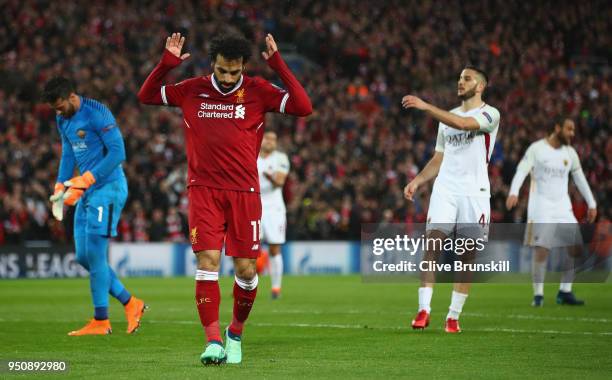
left=257, top=150, right=290, bottom=208
left=510, top=139, right=594, bottom=222
left=432, top=103, right=500, bottom=198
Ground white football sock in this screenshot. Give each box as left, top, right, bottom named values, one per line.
left=532, top=259, right=546, bottom=296
left=270, top=254, right=283, bottom=290
left=559, top=250, right=575, bottom=293
left=446, top=291, right=468, bottom=320
left=418, top=287, right=433, bottom=313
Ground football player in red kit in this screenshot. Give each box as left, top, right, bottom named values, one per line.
left=138, top=32, right=311, bottom=365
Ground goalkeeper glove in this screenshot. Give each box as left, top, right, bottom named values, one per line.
left=63, top=171, right=96, bottom=206
left=49, top=183, right=65, bottom=221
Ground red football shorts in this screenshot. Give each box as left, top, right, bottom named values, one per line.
left=188, top=186, right=262, bottom=258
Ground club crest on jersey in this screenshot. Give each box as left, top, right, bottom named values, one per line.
left=563, top=159, right=568, bottom=166
left=235, top=88, right=246, bottom=104
left=190, top=227, right=198, bottom=245
left=77, top=129, right=86, bottom=139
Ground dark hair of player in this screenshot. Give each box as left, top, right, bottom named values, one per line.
left=552, top=115, right=571, bottom=130
left=42, top=77, right=76, bottom=103
left=464, top=64, right=489, bottom=84
left=209, top=33, right=252, bottom=63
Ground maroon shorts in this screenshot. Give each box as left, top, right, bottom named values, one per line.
left=188, top=186, right=262, bottom=258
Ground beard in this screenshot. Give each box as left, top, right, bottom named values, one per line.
left=458, top=85, right=477, bottom=101
left=64, top=103, right=77, bottom=118
left=220, top=82, right=237, bottom=91
left=560, top=134, right=572, bottom=145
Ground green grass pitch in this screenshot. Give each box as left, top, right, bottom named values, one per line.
left=1, top=276, right=611, bottom=379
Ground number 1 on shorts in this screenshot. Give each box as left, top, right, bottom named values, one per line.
left=250, top=220, right=261, bottom=242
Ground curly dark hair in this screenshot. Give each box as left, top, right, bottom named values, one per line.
left=208, top=33, right=252, bottom=63
left=42, top=76, right=76, bottom=103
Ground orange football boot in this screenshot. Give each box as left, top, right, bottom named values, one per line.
left=271, top=287, right=281, bottom=300
left=68, top=319, right=112, bottom=336
left=125, top=297, right=148, bottom=334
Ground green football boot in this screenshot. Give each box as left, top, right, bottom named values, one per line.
left=200, top=341, right=226, bottom=365
left=224, top=328, right=242, bottom=364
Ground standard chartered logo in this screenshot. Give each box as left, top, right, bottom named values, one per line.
left=235, top=104, right=245, bottom=119
left=197, top=102, right=246, bottom=119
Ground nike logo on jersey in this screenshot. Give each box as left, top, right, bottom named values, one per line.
left=198, top=93, right=210, bottom=98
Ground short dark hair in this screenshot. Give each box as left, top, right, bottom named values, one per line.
left=209, top=33, right=252, bottom=63
left=42, top=77, right=76, bottom=103
left=464, top=65, right=489, bottom=84
left=552, top=115, right=571, bottom=131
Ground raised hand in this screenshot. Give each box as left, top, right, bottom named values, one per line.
left=166, top=32, right=191, bottom=60
left=261, top=33, right=278, bottom=60
left=401, top=95, right=429, bottom=110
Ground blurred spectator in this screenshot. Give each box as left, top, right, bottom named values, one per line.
left=148, top=208, right=167, bottom=242
left=0, top=0, right=609, bottom=243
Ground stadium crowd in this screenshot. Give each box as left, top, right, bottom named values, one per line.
left=0, top=0, right=610, bottom=244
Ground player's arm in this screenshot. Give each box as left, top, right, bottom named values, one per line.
left=49, top=125, right=77, bottom=218
left=88, top=109, right=126, bottom=182
left=404, top=152, right=443, bottom=201
left=137, top=33, right=191, bottom=106
left=404, top=127, right=444, bottom=201
left=56, top=125, right=77, bottom=185
left=506, top=144, right=535, bottom=210
left=264, top=153, right=290, bottom=188
left=401, top=95, right=499, bottom=132
left=569, top=148, right=597, bottom=222
left=264, top=172, right=288, bottom=188
left=262, top=34, right=312, bottom=116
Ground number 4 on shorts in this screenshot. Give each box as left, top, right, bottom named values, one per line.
left=478, top=213, right=488, bottom=227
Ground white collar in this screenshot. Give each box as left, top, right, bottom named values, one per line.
left=211, top=74, right=244, bottom=96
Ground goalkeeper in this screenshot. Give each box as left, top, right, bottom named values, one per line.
left=43, top=77, right=146, bottom=336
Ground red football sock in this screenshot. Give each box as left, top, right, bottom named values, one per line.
left=195, top=271, right=221, bottom=343
left=229, top=275, right=258, bottom=336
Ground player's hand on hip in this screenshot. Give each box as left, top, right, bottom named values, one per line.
left=404, top=181, right=419, bottom=201
left=165, top=32, right=191, bottom=60
left=587, top=208, right=597, bottom=223
left=401, top=95, right=428, bottom=110
left=261, top=34, right=278, bottom=60
left=505, top=195, right=518, bottom=210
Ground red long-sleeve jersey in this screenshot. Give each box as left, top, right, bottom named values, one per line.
left=138, top=50, right=312, bottom=192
